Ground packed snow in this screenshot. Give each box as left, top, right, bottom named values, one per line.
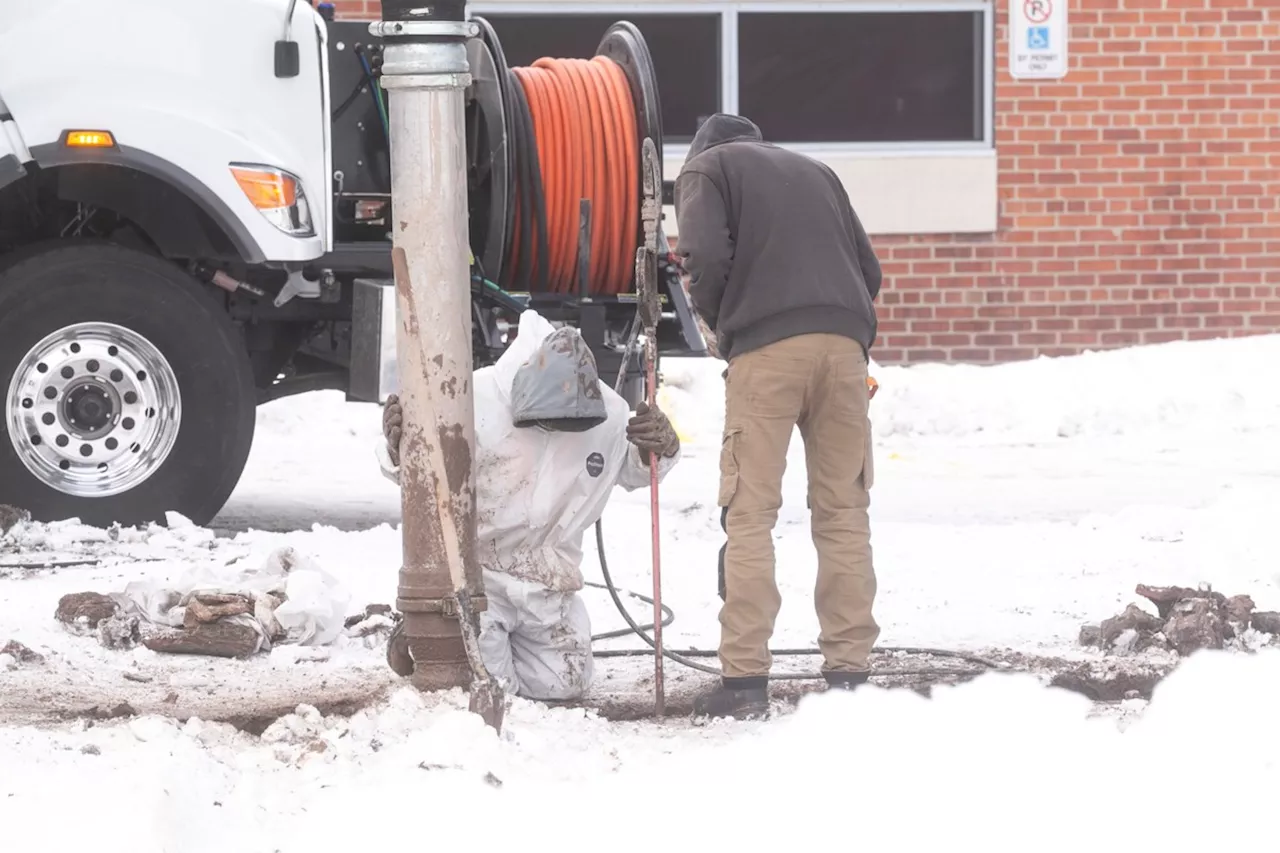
left=3, top=333, right=1280, bottom=851
left=3, top=654, right=1280, bottom=851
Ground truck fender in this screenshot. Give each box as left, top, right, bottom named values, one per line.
left=29, top=141, right=266, bottom=264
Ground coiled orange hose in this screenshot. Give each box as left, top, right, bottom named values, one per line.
left=510, top=55, right=638, bottom=296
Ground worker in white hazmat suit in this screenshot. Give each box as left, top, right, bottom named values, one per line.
left=376, top=310, right=681, bottom=701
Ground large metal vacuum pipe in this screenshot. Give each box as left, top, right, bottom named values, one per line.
left=374, top=0, right=503, bottom=729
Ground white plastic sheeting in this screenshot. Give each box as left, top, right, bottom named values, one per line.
left=113, top=546, right=351, bottom=652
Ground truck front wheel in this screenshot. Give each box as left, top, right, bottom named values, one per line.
left=0, top=243, right=256, bottom=528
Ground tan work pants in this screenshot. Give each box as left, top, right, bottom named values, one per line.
left=717, top=334, right=878, bottom=679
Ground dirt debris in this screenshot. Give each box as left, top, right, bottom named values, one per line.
left=184, top=593, right=254, bottom=628
left=345, top=604, right=401, bottom=639
left=98, top=614, right=143, bottom=651
left=1049, top=659, right=1175, bottom=702
left=1081, top=584, right=1278, bottom=657
left=1, top=639, right=45, bottom=665
left=1165, top=597, right=1227, bottom=656
left=141, top=621, right=262, bottom=659
left=53, top=584, right=394, bottom=659
left=1, top=639, right=45, bottom=670
left=55, top=592, right=121, bottom=635
left=1098, top=604, right=1166, bottom=652
left=1251, top=611, right=1280, bottom=634
left=345, top=603, right=397, bottom=628
left=54, top=588, right=274, bottom=658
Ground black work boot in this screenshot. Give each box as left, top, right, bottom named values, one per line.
left=692, top=677, right=770, bottom=721
left=824, top=670, right=871, bottom=692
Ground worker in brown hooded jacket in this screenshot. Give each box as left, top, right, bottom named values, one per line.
left=674, top=113, right=882, bottom=720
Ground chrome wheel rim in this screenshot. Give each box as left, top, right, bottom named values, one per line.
left=5, top=322, right=182, bottom=498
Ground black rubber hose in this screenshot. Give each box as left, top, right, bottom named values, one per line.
left=503, top=71, right=534, bottom=292
left=585, top=579, right=674, bottom=641
left=523, top=97, right=549, bottom=294
left=591, top=519, right=1003, bottom=679
left=332, top=77, right=367, bottom=120
left=503, top=71, right=549, bottom=293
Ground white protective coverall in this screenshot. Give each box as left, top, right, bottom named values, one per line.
left=377, top=310, right=679, bottom=701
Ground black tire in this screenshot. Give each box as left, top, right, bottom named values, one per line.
left=0, top=242, right=256, bottom=527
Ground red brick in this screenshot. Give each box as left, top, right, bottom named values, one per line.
left=951, top=349, right=994, bottom=362
left=1143, top=330, right=1187, bottom=344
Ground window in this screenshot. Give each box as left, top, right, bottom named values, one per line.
left=737, top=11, right=985, bottom=145
left=470, top=3, right=991, bottom=150
left=476, top=12, right=722, bottom=144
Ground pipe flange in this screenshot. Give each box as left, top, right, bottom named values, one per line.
left=369, top=20, right=478, bottom=40
left=396, top=595, right=489, bottom=616
left=380, top=73, right=472, bottom=90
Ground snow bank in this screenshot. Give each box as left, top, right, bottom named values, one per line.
left=659, top=334, right=1280, bottom=444
left=3, top=649, right=1278, bottom=852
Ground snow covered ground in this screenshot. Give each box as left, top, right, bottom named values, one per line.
left=4, top=333, right=1280, bottom=851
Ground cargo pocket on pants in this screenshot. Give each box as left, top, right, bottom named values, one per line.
left=718, top=428, right=742, bottom=508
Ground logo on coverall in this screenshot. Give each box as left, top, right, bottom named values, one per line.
left=585, top=452, right=605, bottom=478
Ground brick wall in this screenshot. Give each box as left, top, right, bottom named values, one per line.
left=330, top=1, right=379, bottom=17
left=335, top=1, right=1280, bottom=364
left=873, top=0, right=1280, bottom=363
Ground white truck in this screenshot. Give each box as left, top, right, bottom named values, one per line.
left=0, top=0, right=701, bottom=527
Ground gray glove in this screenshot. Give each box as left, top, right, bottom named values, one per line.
left=383, top=394, right=403, bottom=468
left=626, top=401, right=679, bottom=461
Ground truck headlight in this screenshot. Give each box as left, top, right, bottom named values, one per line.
left=229, top=164, right=315, bottom=238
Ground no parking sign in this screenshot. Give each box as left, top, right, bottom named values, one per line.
left=1009, top=0, right=1068, bottom=79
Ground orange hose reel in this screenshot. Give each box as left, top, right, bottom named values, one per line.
left=509, top=56, right=639, bottom=297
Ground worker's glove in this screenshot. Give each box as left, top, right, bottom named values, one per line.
left=627, top=401, right=680, bottom=461
left=383, top=394, right=403, bottom=468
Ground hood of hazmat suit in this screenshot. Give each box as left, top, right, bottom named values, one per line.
left=509, top=325, right=609, bottom=432
left=378, top=309, right=679, bottom=593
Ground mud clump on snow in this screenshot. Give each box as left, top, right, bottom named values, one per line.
left=55, top=592, right=121, bottom=635
left=1081, top=603, right=1166, bottom=654
left=1050, top=658, right=1173, bottom=701
left=184, top=593, right=254, bottom=628
left=1252, top=611, right=1280, bottom=634
left=345, top=603, right=400, bottom=640
left=1, top=639, right=46, bottom=671
left=97, top=614, right=144, bottom=651
left=1, top=639, right=46, bottom=667
left=1081, top=584, right=1279, bottom=657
